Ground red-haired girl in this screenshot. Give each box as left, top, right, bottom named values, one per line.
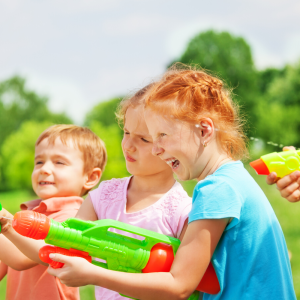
left=48, top=65, right=296, bottom=300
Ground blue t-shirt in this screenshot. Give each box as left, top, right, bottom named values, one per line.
left=189, top=161, right=296, bottom=300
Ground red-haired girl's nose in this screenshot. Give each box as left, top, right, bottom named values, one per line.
left=249, top=159, right=270, bottom=175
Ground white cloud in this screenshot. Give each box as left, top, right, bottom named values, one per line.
left=23, top=71, right=87, bottom=124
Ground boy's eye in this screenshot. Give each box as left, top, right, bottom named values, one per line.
left=56, top=161, right=64, bottom=165
left=141, top=138, right=150, bottom=143
left=35, top=161, right=43, bottom=165
left=160, top=133, right=166, bottom=137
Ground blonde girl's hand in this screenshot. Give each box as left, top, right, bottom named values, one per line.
left=0, top=208, right=14, bottom=233
left=47, top=254, right=97, bottom=287
left=266, top=146, right=300, bottom=202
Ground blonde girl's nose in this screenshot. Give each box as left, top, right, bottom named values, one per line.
left=123, top=137, right=136, bottom=152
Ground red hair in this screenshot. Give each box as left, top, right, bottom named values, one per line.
left=145, top=64, right=248, bottom=160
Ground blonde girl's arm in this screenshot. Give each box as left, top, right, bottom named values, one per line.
left=75, top=195, right=98, bottom=221
left=48, top=218, right=228, bottom=300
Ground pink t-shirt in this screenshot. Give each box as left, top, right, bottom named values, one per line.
left=89, top=177, right=192, bottom=300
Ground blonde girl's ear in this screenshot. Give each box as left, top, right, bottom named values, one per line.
left=83, top=168, right=102, bottom=191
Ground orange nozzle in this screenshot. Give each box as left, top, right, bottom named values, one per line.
left=13, top=211, right=50, bottom=240
left=249, top=159, right=270, bottom=175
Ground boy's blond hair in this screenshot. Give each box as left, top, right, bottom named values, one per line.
left=36, top=124, right=107, bottom=174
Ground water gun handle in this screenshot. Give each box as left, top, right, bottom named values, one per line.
left=39, top=245, right=92, bottom=269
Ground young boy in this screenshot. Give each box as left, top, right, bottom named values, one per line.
left=0, top=124, right=107, bottom=300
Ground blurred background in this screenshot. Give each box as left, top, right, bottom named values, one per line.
left=0, top=0, right=300, bottom=298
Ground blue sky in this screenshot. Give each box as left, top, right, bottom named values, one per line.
left=1, top=0, right=300, bottom=123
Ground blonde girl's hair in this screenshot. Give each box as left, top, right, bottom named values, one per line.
left=116, top=82, right=156, bottom=128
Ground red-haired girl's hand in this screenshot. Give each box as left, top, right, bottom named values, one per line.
left=266, top=146, right=300, bottom=202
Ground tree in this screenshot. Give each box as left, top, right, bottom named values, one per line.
left=84, top=97, right=123, bottom=129
left=171, top=30, right=258, bottom=135
left=1, top=121, right=52, bottom=190
left=255, top=62, right=300, bottom=148
left=0, top=76, right=72, bottom=150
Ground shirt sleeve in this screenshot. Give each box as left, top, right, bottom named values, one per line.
left=189, top=177, right=242, bottom=231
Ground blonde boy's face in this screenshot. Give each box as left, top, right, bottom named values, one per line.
left=32, top=137, right=88, bottom=200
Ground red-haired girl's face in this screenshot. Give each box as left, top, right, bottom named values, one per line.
left=144, top=108, right=206, bottom=181
left=122, top=106, right=173, bottom=178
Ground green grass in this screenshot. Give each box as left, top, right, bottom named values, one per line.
left=1, top=168, right=299, bottom=299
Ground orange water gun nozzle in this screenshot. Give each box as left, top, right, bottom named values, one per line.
left=12, top=211, right=51, bottom=240
left=249, top=159, right=270, bottom=175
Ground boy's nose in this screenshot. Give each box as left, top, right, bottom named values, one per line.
left=40, top=162, right=52, bottom=175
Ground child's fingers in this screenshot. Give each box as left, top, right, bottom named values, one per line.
left=279, top=180, right=300, bottom=198
left=286, top=191, right=300, bottom=202
left=276, top=171, right=300, bottom=190
left=49, top=253, right=72, bottom=265
left=283, top=146, right=296, bottom=151
left=266, top=172, right=278, bottom=185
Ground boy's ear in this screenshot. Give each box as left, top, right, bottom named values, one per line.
left=83, top=168, right=102, bottom=191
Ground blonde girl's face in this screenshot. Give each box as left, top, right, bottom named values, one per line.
left=122, top=106, right=172, bottom=177
left=144, top=108, right=205, bottom=181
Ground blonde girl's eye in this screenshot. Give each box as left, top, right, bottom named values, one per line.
left=160, top=133, right=166, bottom=138
left=141, top=138, right=150, bottom=143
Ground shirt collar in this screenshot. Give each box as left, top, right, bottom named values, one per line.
left=20, top=196, right=83, bottom=213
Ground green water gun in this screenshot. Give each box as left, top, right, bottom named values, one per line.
left=12, top=210, right=220, bottom=299
left=250, top=150, right=300, bottom=178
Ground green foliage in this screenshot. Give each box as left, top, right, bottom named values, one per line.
left=255, top=62, right=300, bottom=148
left=171, top=30, right=258, bottom=134
left=89, top=121, right=129, bottom=181
left=0, top=76, right=72, bottom=150
left=84, top=97, right=122, bottom=129
left=257, top=67, right=287, bottom=94
left=1, top=121, right=52, bottom=190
